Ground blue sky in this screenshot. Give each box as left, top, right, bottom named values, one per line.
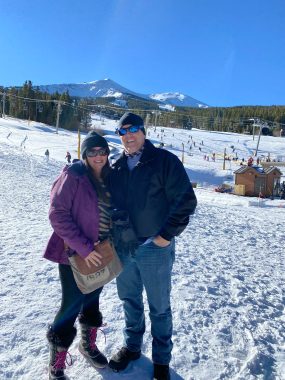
left=0, top=0, right=284, bottom=107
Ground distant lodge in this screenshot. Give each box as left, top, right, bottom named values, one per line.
left=234, top=166, right=282, bottom=197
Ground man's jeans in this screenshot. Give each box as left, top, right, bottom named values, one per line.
left=116, top=239, right=175, bottom=365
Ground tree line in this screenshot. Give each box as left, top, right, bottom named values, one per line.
left=1, top=81, right=284, bottom=135
left=173, top=105, right=285, bottom=134
left=86, top=96, right=285, bottom=135
left=0, top=81, right=91, bottom=130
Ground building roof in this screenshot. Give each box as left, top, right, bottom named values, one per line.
left=234, top=165, right=282, bottom=175
left=264, top=166, right=283, bottom=175
left=234, top=165, right=263, bottom=174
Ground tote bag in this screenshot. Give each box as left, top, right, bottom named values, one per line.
left=68, top=239, right=122, bottom=294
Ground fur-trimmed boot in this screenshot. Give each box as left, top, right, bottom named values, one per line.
left=78, top=313, right=108, bottom=368
left=47, top=326, right=76, bottom=380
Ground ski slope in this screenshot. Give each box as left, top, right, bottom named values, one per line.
left=0, top=116, right=284, bottom=380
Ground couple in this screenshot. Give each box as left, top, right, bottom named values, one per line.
left=44, top=112, right=197, bottom=380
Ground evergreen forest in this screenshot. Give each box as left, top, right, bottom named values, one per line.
left=1, top=81, right=284, bottom=136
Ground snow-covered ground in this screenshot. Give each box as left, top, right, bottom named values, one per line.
left=0, top=115, right=284, bottom=380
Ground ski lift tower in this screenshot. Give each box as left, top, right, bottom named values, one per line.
left=249, top=118, right=257, bottom=140
left=145, top=113, right=150, bottom=135
left=253, top=119, right=270, bottom=156
left=152, top=110, right=161, bottom=128
left=55, top=101, right=62, bottom=134
left=1, top=92, right=6, bottom=118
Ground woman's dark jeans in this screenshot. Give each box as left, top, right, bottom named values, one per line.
left=51, top=264, right=103, bottom=337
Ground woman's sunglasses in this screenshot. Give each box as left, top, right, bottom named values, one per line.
left=86, top=148, right=108, bottom=157
left=115, top=125, right=144, bottom=136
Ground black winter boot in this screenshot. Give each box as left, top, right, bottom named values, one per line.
left=108, top=347, right=141, bottom=372
left=153, top=363, right=170, bottom=380
left=47, top=326, right=76, bottom=380
left=78, top=314, right=108, bottom=368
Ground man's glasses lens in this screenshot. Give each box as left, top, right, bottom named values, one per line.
left=86, top=149, right=108, bottom=157
left=116, top=125, right=143, bottom=136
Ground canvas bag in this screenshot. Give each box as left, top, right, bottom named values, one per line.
left=68, top=239, right=122, bottom=294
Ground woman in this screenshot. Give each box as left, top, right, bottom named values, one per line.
left=44, top=131, right=111, bottom=380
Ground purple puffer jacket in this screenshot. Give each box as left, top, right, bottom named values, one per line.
left=43, top=161, right=100, bottom=265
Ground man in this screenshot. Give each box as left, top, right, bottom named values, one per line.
left=109, top=112, right=197, bottom=380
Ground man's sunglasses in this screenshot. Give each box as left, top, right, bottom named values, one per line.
left=115, top=125, right=144, bottom=136
left=86, top=148, right=108, bottom=157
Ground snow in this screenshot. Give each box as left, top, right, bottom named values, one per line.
left=37, top=79, right=207, bottom=108
left=150, top=93, right=186, bottom=102
left=149, top=92, right=208, bottom=108
left=0, top=115, right=284, bottom=380
left=158, top=104, right=175, bottom=112
left=38, top=79, right=140, bottom=102
left=102, top=90, right=123, bottom=98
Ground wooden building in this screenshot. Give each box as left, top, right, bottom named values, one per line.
left=234, top=166, right=282, bottom=197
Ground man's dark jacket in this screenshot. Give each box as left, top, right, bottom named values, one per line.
left=109, top=139, right=197, bottom=241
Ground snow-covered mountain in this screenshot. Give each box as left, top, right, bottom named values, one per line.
left=38, top=78, right=208, bottom=108
left=149, top=92, right=208, bottom=108
left=38, top=79, right=136, bottom=99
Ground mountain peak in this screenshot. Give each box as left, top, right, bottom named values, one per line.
left=149, top=91, right=207, bottom=108
left=37, top=79, right=208, bottom=107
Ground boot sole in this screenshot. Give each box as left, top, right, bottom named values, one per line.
left=108, top=353, right=141, bottom=372
left=49, top=373, right=70, bottom=380
left=78, top=346, right=108, bottom=369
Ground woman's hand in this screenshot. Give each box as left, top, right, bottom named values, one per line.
left=84, top=250, right=102, bottom=268
left=153, top=235, right=170, bottom=247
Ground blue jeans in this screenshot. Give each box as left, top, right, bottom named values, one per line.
left=116, top=239, right=175, bottom=365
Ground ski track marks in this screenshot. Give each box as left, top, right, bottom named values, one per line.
left=0, top=143, right=285, bottom=379
left=174, top=198, right=285, bottom=379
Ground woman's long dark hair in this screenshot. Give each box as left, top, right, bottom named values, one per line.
left=86, top=159, right=111, bottom=203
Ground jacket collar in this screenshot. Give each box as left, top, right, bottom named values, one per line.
left=114, top=139, right=156, bottom=169
left=68, top=160, right=87, bottom=175
left=139, top=139, right=156, bottom=164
